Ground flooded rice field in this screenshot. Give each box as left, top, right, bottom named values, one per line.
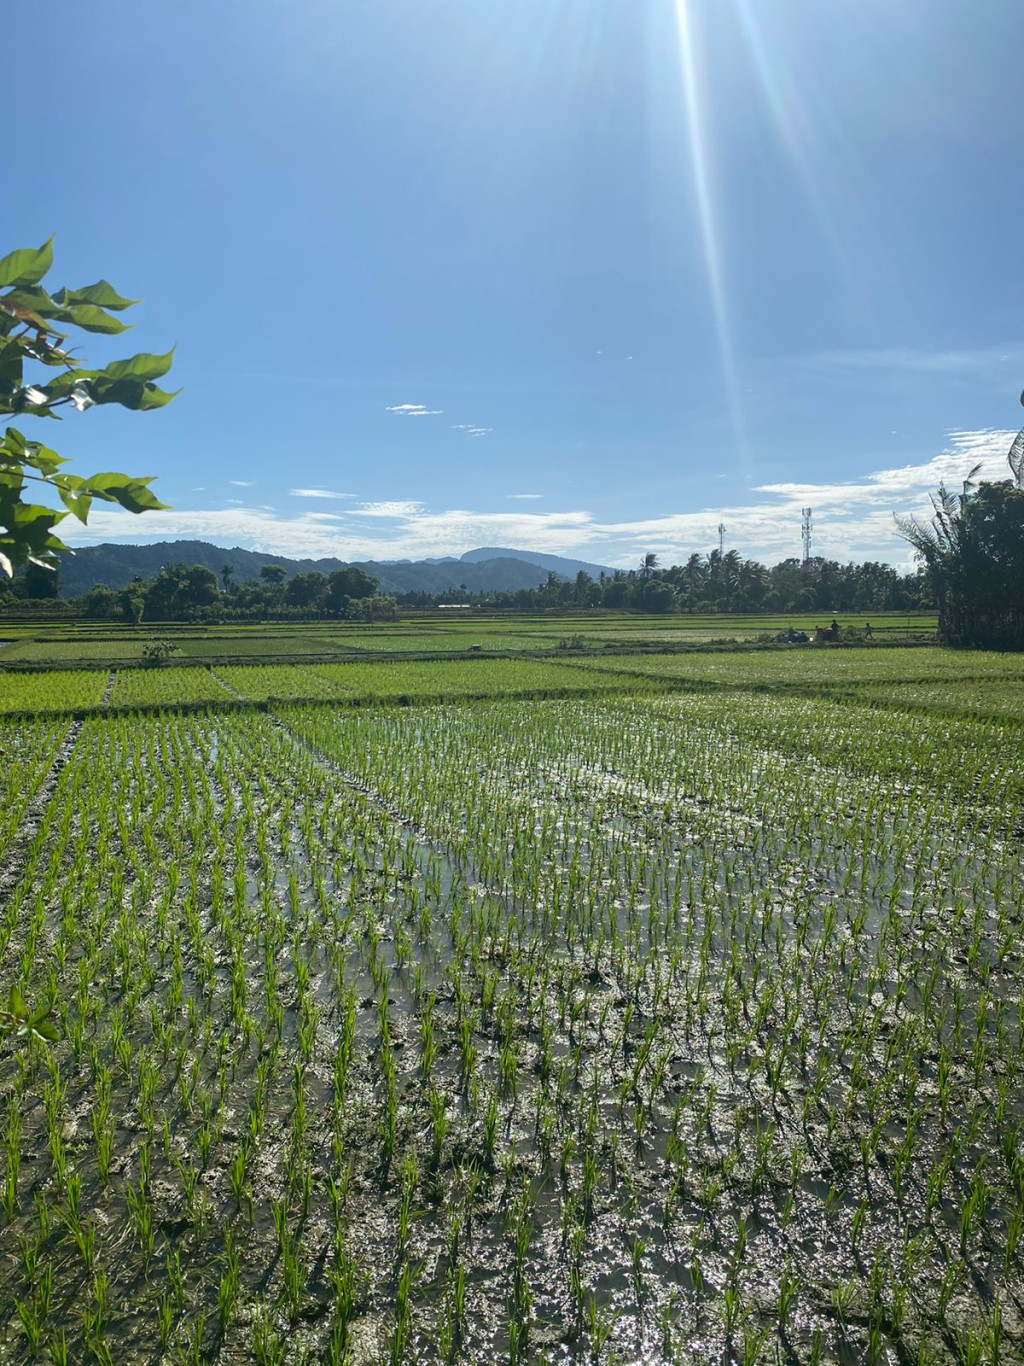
left=0, top=688, right=1022, bottom=1364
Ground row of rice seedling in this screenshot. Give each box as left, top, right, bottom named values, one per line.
left=0, top=718, right=77, bottom=864
left=177, top=634, right=354, bottom=658
left=560, top=644, right=1024, bottom=690
left=304, top=657, right=645, bottom=700
left=0, top=640, right=150, bottom=663
left=218, top=658, right=650, bottom=704
left=1, top=680, right=1020, bottom=1363
left=106, top=668, right=235, bottom=708
left=278, top=694, right=1024, bottom=1361
left=846, top=677, right=1024, bottom=723
left=216, top=663, right=351, bottom=701
left=4, top=657, right=652, bottom=718
left=0, top=671, right=109, bottom=714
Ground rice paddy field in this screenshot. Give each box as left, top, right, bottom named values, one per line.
left=0, top=610, right=935, bottom=667
left=0, top=622, right=1022, bottom=1365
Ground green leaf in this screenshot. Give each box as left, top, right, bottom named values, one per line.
left=55, top=280, right=139, bottom=311
left=30, top=1018, right=60, bottom=1044
left=90, top=376, right=179, bottom=411
left=3, top=427, right=27, bottom=456
left=11, top=387, right=61, bottom=418
left=51, top=303, right=130, bottom=335
left=7, top=985, right=26, bottom=1021
left=101, top=348, right=175, bottom=384
left=0, top=296, right=52, bottom=332
left=0, top=550, right=11, bottom=577
left=0, top=239, right=53, bottom=289
left=36, top=370, right=96, bottom=400
left=1, top=286, right=60, bottom=317
left=80, top=473, right=168, bottom=514
left=0, top=340, right=24, bottom=397
left=134, top=384, right=179, bottom=411
left=21, top=443, right=65, bottom=476
left=54, top=474, right=92, bottom=523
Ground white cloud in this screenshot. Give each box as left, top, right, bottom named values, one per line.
left=453, top=424, right=494, bottom=438
left=288, top=488, right=355, bottom=499
left=809, top=343, right=1024, bottom=375
left=387, top=404, right=443, bottom=416
left=229, top=480, right=256, bottom=487
left=351, top=501, right=426, bottom=519
left=61, top=430, right=1019, bottom=570
left=508, top=493, right=543, bottom=500
left=754, top=430, right=1014, bottom=510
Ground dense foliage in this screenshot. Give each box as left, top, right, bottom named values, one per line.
left=397, top=553, right=930, bottom=615
left=68, top=562, right=398, bottom=623
left=898, top=467, right=1024, bottom=650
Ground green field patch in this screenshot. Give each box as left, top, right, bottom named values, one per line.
left=107, top=667, right=235, bottom=708
left=0, top=670, right=108, bottom=713
left=559, top=644, right=1024, bottom=690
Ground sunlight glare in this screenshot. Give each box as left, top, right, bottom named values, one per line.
left=730, top=0, right=851, bottom=277
left=672, top=0, right=747, bottom=464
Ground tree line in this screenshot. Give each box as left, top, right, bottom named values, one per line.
left=397, top=553, right=930, bottom=615
left=897, top=432, right=1024, bottom=649
left=21, top=562, right=401, bottom=623
left=3, top=550, right=932, bottom=620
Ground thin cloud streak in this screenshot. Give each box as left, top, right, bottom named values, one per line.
left=288, top=488, right=355, bottom=499
left=806, top=343, right=1024, bottom=375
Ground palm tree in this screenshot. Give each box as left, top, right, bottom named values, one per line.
left=895, top=465, right=980, bottom=645
left=638, top=552, right=658, bottom=581
left=1010, top=390, right=1024, bottom=489
left=221, top=563, right=234, bottom=594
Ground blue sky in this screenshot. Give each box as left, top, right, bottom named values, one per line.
left=11, top=0, right=1024, bottom=568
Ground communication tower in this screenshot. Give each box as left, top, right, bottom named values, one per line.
left=801, top=507, right=813, bottom=567
left=717, top=522, right=725, bottom=557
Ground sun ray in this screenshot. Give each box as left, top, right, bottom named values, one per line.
left=729, top=0, right=852, bottom=278
left=672, top=0, right=748, bottom=466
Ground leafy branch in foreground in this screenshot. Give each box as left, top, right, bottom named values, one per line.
left=0, top=237, right=174, bottom=577
left=0, top=986, right=58, bottom=1047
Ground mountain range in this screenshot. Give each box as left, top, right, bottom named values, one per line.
left=55, top=541, right=617, bottom=599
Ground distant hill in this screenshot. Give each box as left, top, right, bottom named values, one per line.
left=461, top=547, right=615, bottom=580
left=55, top=540, right=605, bottom=599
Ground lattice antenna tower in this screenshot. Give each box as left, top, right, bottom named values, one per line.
left=717, top=522, right=725, bottom=557
left=801, top=507, right=813, bottom=567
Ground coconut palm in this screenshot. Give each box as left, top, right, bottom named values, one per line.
left=897, top=458, right=1024, bottom=648
left=1009, top=390, right=1024, bottom=489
